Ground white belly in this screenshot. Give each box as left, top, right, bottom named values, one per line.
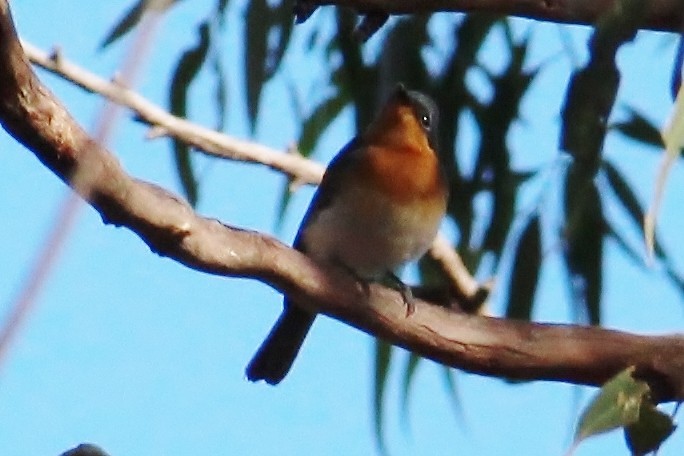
left=299, top=185, right=443, bottom=279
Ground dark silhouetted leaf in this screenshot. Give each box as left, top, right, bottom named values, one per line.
left=400, top=353, right=421, bottom=431
left=476, top=35, right=536, bottom=259
left=245, top=0, right=294, bottom=131
left=354, top=12, right=390, bottom=42
left=606, top=225, right=644, bottom=267
left=625, top=402, right=676, bottom=455
left=601, top=160, right=684, bottom=298
left=215, top=0, right=230, bottom=27
left=437, top=15, right=498, bottom=245
left=505, top=215, right=542, bottom=320
left=298, top=91, right=349, bottom=158
left=274, top=87, right=349, bottom=229
left=245, top=0, right=269, bottom=130
left=612, top=107, right=664, bottom=149
left=374, top=339, right=392, bottom=455
left=563, top=164, right=604, bottom=325
left=560, top=63, right=618, bottom=172
left=377, top=17, right=430, bottom=95
left=664, top=267, right=684, bottom=300
left=560, top=0, right=643, bottom=172
left=440, top=366, right=463, bottom=422
left=602, top=160, right=666, bottom=259
left=294, top=0, right=318, bottom=23
left=211, top=52, right=228, bottom=131
left=573, top=367, right=648, bottom=446
left=265, top=2, right=295, bottom=80
left=605, top=200, right=684, bottom=302
left=169, top=22, right=210, bottom=206
left=100, top=0, right=180, bottom=49
left=334, top=8, right=375, bottom=127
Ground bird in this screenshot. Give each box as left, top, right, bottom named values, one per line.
left=246, top=84, right=448, bottom=385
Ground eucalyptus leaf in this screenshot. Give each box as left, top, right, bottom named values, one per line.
left=612, top=107, right=664, bottom=149
left=574, top=367, right=649, bottom=444
left=505, top=215, right=541, bottom=321
left=602, top=160, right=666, bottom=259
left=625, top=402, right=676, bottom=455
left=245, top=0, right=295, bottom=132
left=563, top=164, right=604, bottom=324
left=374, top=339, right=392, bottom=455
left=400, top=353, right=421, bottom=431
left=245, top=0, right=270, bottom=131
left=100, top=0, right=180, bottom=49
left=169, top=22, right=210, bottom=206
left=560, top=0, right=643, bottom=172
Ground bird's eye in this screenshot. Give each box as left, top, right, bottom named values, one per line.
left=420, top=114, right=431, bottom=130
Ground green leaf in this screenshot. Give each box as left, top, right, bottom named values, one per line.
left=274, top=88, right=349, bottom=229
left=476, top=36, right=536, bottom=259
left=244, top=0, right=295, bottom=132
left=376, top=17, right=430, bottom=93
left=169, top=21, right=210, bottom=206
left=265, top=2, right=295, bottom=80
left=440, top=366, right=463, bottom=423
left=437, top=14, right=498, bottom=178
left=333, top=8, right=375, bottom=127
left=504, top=215, right=542, bottom=320
left=373, top=339, right=392, bottom=455
left=211, top=52, right=228, bottom=132
left=215, top=0, right=230, bottom=27
left=563, top=164, right=604, bottom=325
left=664, top=267, right=684, bottom=300
left=560, top=63, right=618, bottom=171
left=99, top=0, right=180, bottom=49
left=601, top=160, right=666, bottom=259
left=437, top=15, right=499, bottom=245
left=298, top=91, right=349, bottom=158
left=612, top=107, right=664, bottom=149
left=399, top=353, right=421, bottom=431
left=605, top=190, right=684, bottom=304
left=574, top=367, right=649, bottom=444
left=646, top=76, right=684, bottom=259
left=273, top=183, right=293, bottom=234
left=605, top=224, right=645, bottom=268
left=560, top=0, right=644, bottom=171
left=625, top=402, right=676, bottom=455
left=245, top=0, right=269, bottom=130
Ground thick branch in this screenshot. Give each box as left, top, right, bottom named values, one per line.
left=2, top=0, right=684, bottom=401
left=300, top=0, right=684, bottom=32
left=21, top=39, right=486, bottom=302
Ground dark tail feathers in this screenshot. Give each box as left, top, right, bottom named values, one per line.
left=246, top=305, right=315, bottom=385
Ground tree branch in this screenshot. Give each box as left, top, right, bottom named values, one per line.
left=2, top=0, right=684, bottom=401
left=20, top=41, right=325, bottom=186
left=297, top=0, right=684, bottom=32
left=21, top=38, right=488, bottom=303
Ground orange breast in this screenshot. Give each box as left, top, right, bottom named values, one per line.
left=358, top=101, right=448, bottom=206
left=361, top=143, right=447, bottom=206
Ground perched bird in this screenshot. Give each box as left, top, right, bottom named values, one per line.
left=246, top=84, right=448, bottom=385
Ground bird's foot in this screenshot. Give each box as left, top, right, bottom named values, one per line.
left=384, top=272, right=415, bottom=317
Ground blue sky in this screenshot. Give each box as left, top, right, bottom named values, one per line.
left=1, top=1, right=684, bottom=455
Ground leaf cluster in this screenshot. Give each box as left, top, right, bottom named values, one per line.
left=100, top=1, right=684, bottom=453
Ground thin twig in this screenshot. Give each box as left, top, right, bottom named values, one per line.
left=21, top=40, right=325, bottom=186
left=2, top=0, right=684, bottom=402
left=21, top=39, right=486, bottom=302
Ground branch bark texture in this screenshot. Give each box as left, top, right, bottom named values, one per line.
left=305, top=0, right=684, bottom=32
left=2, top=0, right=684, bottom=401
